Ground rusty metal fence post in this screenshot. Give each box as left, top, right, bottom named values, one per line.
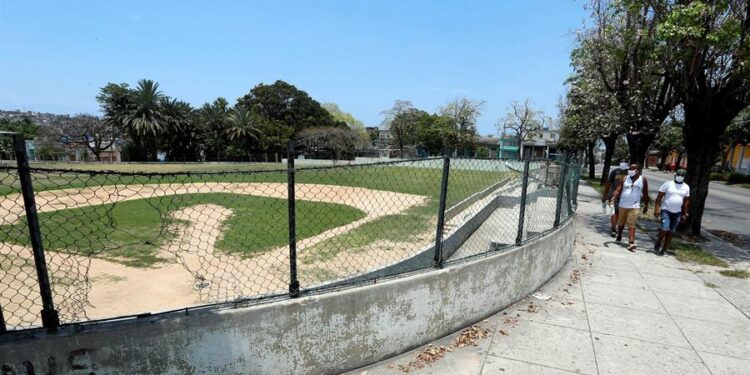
left=554, top=154, right=571, bottom=228
left=13, top=134, right=60, bottom=331
left=515, top=153, right=531, bottom=245
left=287, top=140, right=300, bottom=298
left=433, top=156, right=450, bottom=268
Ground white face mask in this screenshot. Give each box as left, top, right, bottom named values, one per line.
left=675, top=176, right=685, bottom=183
left=619, top=163, right=629, bottom=170
left=627, top=170, right=636, bottom=177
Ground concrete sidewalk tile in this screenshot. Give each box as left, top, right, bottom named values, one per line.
left=517, top=297, right=589, bottom=331
left=345, top=317, right=498, bottom=375
left=487, top=320, right=596, bottom=374
left=482, top=355, right=589, bottom=375
left=586, top=302, right=691, bottom=348
left=656, top=292, right=748, bottom=324
left=585, top=267, right=648, bottom=289
left=592, top=333, right=711, bottom=375
left=698, top=352, right=750, bottom=375
left=672, top=317, right=750, bottom=359
left=642, top=274, right=725, bottom=301
left=634, top=263, right=703, bottom=282
left=582, top=282, right=665, bottom=313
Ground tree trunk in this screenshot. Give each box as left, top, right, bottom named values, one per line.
left=680, top=101, right=734, bottom=236
left=586, top=142, right=596, bottom=179
left=600, top=135, right=616, bottom=185
left=658, top=151, right=668, bottom=171
left=626, top=131, right=656, bottom=167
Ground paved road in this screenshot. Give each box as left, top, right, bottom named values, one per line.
left=641, top=169, right=750, bottom=245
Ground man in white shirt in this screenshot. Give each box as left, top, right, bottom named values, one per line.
left=612, top=163, right=650, bottom=251
left=653, top=169, right=691, bottom=255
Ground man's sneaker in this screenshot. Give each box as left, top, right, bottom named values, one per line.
left=653, top=242, right=662, bottom=254
left=627, top=243, right=636, bottom=252
left=616, top=233, right=622, bottom=242
left=610, top=229, right=617, bottom=237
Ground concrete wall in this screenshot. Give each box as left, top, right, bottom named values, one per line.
left=0, top=218, right=576, bottom=375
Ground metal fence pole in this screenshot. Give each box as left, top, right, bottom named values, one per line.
left=566, top=156, right=576, bottom=217
left=13, top=135, right=59, bottom=331
left=0, top=302, right=6, bottom=333
left=433, top=156, right=450, bottom=268
left=554, top=154, right=571, bottom=228
left=287, top=141, right=300, bottom=298
left=515, top=154, right=531, bottom=245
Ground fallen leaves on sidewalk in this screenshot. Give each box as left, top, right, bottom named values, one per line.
left=582, top=253, right=588, bottom=260
left=503, top=317, right=519, bottom=326
left=455, top=325, right=491, bottom=348
left=561, top=300, right=575, bottom=305
left=395, top=325, right=491, bottom=372
left=570, top=269, right=582, bottom=283
left=526, top=302, right=540, bottom=313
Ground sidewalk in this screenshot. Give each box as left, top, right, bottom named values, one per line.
left=347, top=183, right=750, bottom=375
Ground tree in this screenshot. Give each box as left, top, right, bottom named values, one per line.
left=439, top=98, right=485, bottom=155
left=297, top=127, right=358, bottom=161
left=499, top=99, right=546, bottom=157
left=322, top=102, right=371, bottom=150
left=160, top=98, right=199, bottom=161
left=54, top=114, right=120, bottom=161
left=579, top=0, right=676, bottom=166
left=197, top=97, right=230, bottom=161
left=414, top=114, right=458, bottom=156
left=238, top=80, right=341, bottom=140
left=381, top=100, right=417, bottom=158
left=0, top=118, right=37, bottom=159
left=225, top=105, right=265, bottom=157
left=656, top=0, right=750, bottom=235
left=652, top=120, right=684, bottom=171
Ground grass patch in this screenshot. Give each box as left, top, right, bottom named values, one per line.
left=718, top=269, right=750, bottom=279
left=704, top=282, right=718, bottom=288
left=672, top=242, right=729, bottom=267
left=0, top=193, right=365, bottom=267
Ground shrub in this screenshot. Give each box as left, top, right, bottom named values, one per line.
left=727, top=172, right=750, bottom=185
left=710, top=172, right=728, bottom=181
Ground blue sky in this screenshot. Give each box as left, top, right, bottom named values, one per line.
left=1, top=0, right=586, bottom=136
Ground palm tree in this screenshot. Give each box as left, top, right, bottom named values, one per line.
left=199, top=98, right=230, bottom=160
left=124, top=79, right=166, bottom=136
left=226, top=105, right=263, bottom=142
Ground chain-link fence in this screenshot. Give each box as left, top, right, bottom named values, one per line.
left=0, top=134, right=581, bottom=333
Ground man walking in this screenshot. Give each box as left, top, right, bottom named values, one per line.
left=653, top=169, right=690, bottom=255
left=602, top=161, right=629, bottom=236
left=611, top=163, right=650, bottom=251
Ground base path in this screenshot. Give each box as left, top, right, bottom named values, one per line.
left=349, top=183, right=750, bottom=375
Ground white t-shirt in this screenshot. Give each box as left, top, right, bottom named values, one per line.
left=618, top=175, right=644, bottom=209
left=659, top=180, right=690, bottom=213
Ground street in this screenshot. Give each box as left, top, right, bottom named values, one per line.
left=642, top=169, right=750, bottom=249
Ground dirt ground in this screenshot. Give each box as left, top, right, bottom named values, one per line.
left=0, top=183, right=427, bottom=328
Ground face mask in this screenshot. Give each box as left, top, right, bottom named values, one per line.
left=619, top=163, right=628, bottom=170
left=627, top=170, right=636, bottom=177
left=675, top=176, right=684, bottom=183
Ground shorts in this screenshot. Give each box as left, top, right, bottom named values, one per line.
left=660, top=210, right=681, bottom=232
left=617, top=208, right=639, bottom=227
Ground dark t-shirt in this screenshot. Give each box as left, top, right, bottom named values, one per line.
left=607, top=168, right=628, bottom=199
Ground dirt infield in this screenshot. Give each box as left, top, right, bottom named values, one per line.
left=0, top=183, right=427, bottom=328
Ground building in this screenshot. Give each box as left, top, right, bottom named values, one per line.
left=499, top=135, right=520, bottom=159
left=725, top=143, right=750, bottom=175
left=475, top=136, right=500, bottom=158
left=521, top=129, right=560, bottom=160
